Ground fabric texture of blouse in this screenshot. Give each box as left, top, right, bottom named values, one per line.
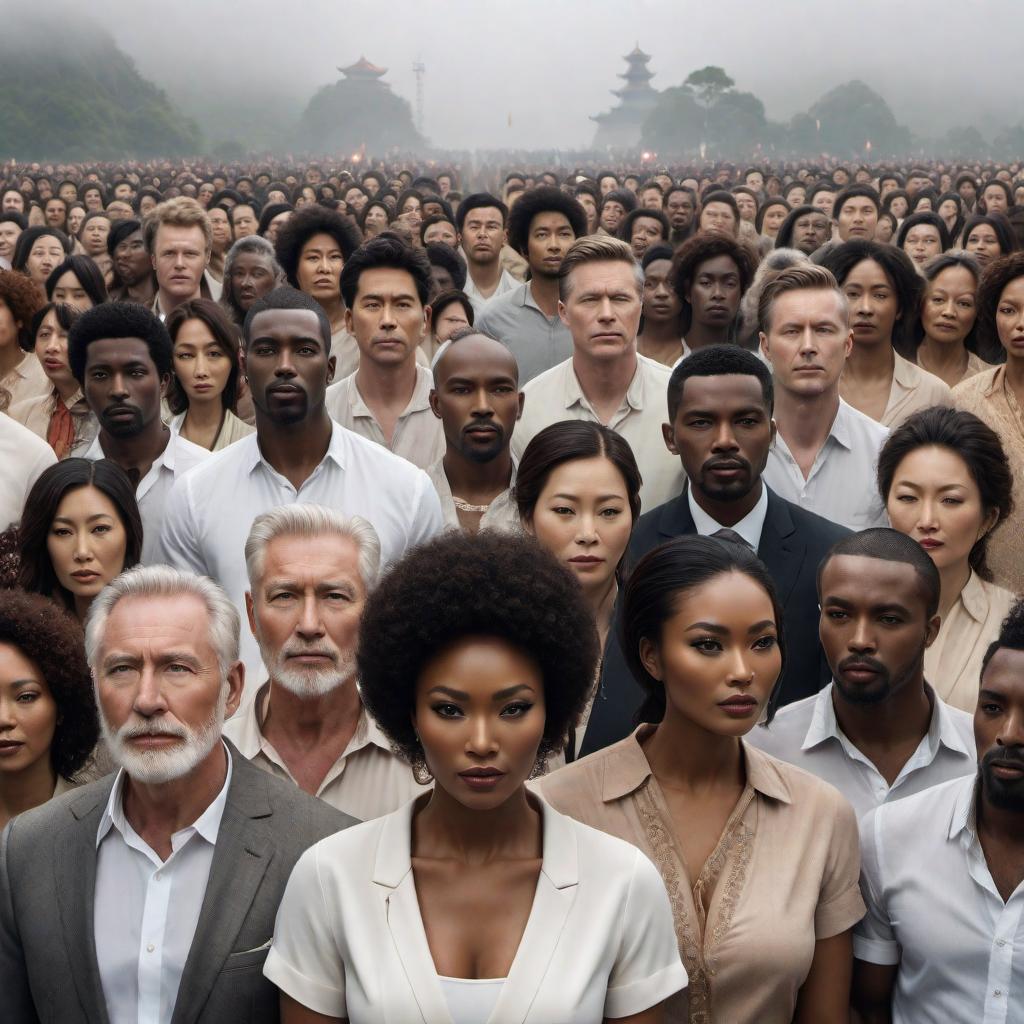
left=264, top=794, right=687, bottom=1023
left=925, top=570, right=1017, bottom=712
left=439, top=978, right=504, bottom=1024
left=0, top=351, right=50, bottom=410
left=879, top=351, right=953, bottom=428
left=954, top=365, right=1024, bottom=593
left=9, top=387, right=97, bottom=458
left=537, top=726, right=865, bottom=1024
left=169, top=409, right=254, bottom=451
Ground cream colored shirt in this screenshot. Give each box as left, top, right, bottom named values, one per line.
left=0, top=351, right=50, bottom=409
left=538, top=726, right=865, bottom=1024
left=8, top=388, right=98, bottom=458
left=168, top=409, right=254, bottom=452
left=425, top=457, right=521, bottom=534
left=325, top=365, right=444, bottom=470
left=512, top=354, right=685, bottom=512
left=880, top=351, right=953, bottom=428
left=926, top=571, right=1017, bottom=713
left=0, top=410, right=56, bottom=529
left=222, top=683, right=426, bottom=821
left=954, top=366, right=1024, bottom=593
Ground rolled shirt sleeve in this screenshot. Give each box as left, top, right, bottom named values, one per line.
left=853, top=806, right=901, bottom=966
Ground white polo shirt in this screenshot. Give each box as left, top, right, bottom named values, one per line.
left=856, top=774, right=1024, bottom=1023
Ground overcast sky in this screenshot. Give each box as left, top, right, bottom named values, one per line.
left=85, top=0, right=1020, bottom=150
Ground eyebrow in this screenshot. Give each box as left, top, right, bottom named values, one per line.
left=360, top=291, right=419, bottom=303
left=52, top=513, right=114, bottom=524
left=444, top=374, right=517, bottom=387
left=102, top=651, right=202, bottom=669
left=551, top=492, right=625, bottom=503
left=685, top=620, right=776, bottom=635
left=823, top=596, right=913, bottom=616
left=427, top=683, right=536, bottom=701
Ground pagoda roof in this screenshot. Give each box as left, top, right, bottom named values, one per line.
left=625, top=43, right=651, bottom=61
left=338, top=56, right=388, bottom=78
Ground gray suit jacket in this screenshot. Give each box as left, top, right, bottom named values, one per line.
left=0, top=740, right=354, bottom=1024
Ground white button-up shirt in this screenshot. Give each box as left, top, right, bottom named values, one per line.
left=159, top=423, right=443, bottom=699
left=463, top=266, right=519, bottom=314
left=748, top=682, right=976, bottom=822
left=686, top=481, right=768, bottom=550
left=0, top=410, right=56, bottom=529
left=84, top=430, right=210, bottom=565
left=94, top=750, right=232, bottom=1024
left=856, top=774, right=1024, bottom=1023
left=763, top=398, right=889, bottom=531
left=512, top=355, right=685, bottom=512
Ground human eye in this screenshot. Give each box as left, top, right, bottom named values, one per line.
left=252, top=343, right=275, bottom=356
left=941, top=496, right=964, bottom=505
left=879, top=614, right=904, bottom=626
left=176, top=351, right=193, bottom=360
left=166, top=662, right=195, bottom=674
left=979, top=700, right=1003, bottom=716
left=753, top=634, right=778, bottom=651
left=825, top=609, right=848, bottom=621
left=431, top=702, right=463, bottom=719
left=894, top=493, right=917, bottom=503
left=599, top=506, right=623, bottom=518
left=297, top=345, right=318, bottom=357
left=89, top=369, right=108, bottom=380
left=50, top=525, right=72, bottom=537
left=691, top=638, right=723, bottom=654
left=270, top=590, right=296, bottom=602
left=551, top=505, right=575, bottom=516
left=92, top=523, right=112, bottom=535
left=501, top=701, right=535, bottom=718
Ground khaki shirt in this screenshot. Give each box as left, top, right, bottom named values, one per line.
left=325, top=365, right=444, bottom=470
left=954, top=366, right=1024, bottom=593
left=512, top=354, right=685, bottom=512
left=926, top=571, right=1017, bottom=712
left=222, top=682, right=427, bottom=822
left=0, top=351, right=50, bottom=410
left=538, top=726, right=865, bottom=1024
left=880, top=351, right=953, bottom=428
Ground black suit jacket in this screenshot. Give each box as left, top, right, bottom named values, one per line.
left=579, top=485, right=850, bottom=758
left=0, top=740, right=354, bottom=1024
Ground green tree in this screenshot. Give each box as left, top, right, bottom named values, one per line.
left=943, top=125, right=988, bottom=157
left=639, top=86, right=704, bottom=156
left=684, top=66, right=735, bottom=136
left=802, top=80, right=910, bottom=157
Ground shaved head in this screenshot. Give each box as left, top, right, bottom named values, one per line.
left=433, top=329, right=520, bottom=386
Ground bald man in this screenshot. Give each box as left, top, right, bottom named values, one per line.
left=427, top=328, right=523, bottom=533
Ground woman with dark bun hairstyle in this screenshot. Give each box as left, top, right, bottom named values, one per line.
left=265, top=531, right=687, bottom=1024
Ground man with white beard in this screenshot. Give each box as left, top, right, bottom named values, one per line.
left=0, top=565, right=351, bottom=1024
left=223, top=504, right=427, bottom=820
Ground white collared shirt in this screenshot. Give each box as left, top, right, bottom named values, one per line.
left=686, top=481, right=769, bottom=550
left=325, top=365, right=445, bottom=470
left=0, top=410, right=56, bottom=529
left=512, top=354, right=685, bottom=512
left=159, top=423, right=443, bottom=700
left=83, top=430, right=209, bottom=565
left=764, top=398, right=890, bottom=531
left=94, top=747, right=232, bottom=1024
left=856, top=774, right=1024, bottom=1023
left=462, top=266, right=519, bottom=314
left=747, top=682, right=976, bottom=821
left=222, top=684, right=426, bottom=821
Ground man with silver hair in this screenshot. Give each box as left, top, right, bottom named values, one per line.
left=0, top=564, right=351, bottom=1024
left=223, top=503, right=427, bottom=820
left=220, top=235, right=284, bottom=326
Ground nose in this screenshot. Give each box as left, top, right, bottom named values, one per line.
left=73, top=526, right=94, bottom=563
left=194, top=353, right=210, bottom=379
left=996, top=708, right=1024, bottom=751
left=916, top=497, right=940, bottom=532
left=711, top=421, right=739, bottom=452
left=471, top=386, right=495, bottom=417
left=575, top=510, right=600, bottom=546
left=109, top=372, right=129, bottom=398
left=379, top=303, right=398, bottom=330
left=597, top=296, right=616, bottom=322
left=0, top=694, right=15, bottom=729
left=727, top=647, right=755, bottom=686
left=465, top=712, right=499, bottom=759
left=848, top=615, right=877, bottom=655
left=296, top=595, right=325, bottom=641
left=132, top=666, right=169, bottom=718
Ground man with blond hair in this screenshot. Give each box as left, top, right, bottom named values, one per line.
left=223, top=505, right=425, bottom=820
left=511, top=235, right=684, bottom=510
left=0, top=565, right=350, bottom=1024
left=759, top=262, right=889, bottom=529
left=144, top=196, right=222, bottom=318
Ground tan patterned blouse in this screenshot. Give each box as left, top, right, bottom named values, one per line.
left=537, top=726, right=865, bottom=1023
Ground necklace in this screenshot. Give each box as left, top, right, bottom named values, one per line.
left=452, top=496, right=491, bottom=513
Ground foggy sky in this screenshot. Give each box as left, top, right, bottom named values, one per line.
left=82, top=0, right=1020, bottom=151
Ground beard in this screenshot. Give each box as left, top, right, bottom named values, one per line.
left=979, top=745, right=1024, bottom=812
left=101, top=685, right=227, bottom=784
left=256, top=632, right=355, bottom=699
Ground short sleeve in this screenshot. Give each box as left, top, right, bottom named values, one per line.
left=814, top=789, right=866, bottom=938
left=604, top=849, right=688, bottom=1020
left=853, top=807, right=901, bottom=966
left=158, top=475, right=206, bottom=573
left=263, top=843, right=347, bottom=1017
left=410, top=473, right=444, bottom=546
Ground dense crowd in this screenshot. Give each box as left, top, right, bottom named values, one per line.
left=1, top=153, right=1024, bottom=1023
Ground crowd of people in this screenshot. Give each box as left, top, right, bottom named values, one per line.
left=2, top=153, right=1024, bottom=1023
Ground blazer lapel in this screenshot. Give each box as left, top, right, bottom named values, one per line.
left=757, top=490, right=803, bottom=607
left=170, top=751, right=273, bottom=1024
left=56, top=783, right=115, bottom=1024
left=489, top=801, right=578, bottom=1024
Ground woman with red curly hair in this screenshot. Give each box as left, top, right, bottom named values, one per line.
left=0, top=268, right=47, bottom=410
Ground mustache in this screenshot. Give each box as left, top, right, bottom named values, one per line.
left=982, top=745, right=1024, bottom=771
left=838, top=654, right=887, bottom=675
left=703, top=455, right=751, bottom=472
left=283, top=645, right=338, bottom=662
left=115, top=720, right=188, bottom=740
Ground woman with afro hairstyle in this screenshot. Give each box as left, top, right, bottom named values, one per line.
left=265, top=530, right=687, bottom=1023
left=0, top=589, right=103, bottom=829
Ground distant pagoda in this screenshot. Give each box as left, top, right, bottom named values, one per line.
left=591, top=44, right=660, bottom=150
left=338, top=56, right=389, bottom=81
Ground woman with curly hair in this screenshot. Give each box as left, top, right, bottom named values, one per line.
left=539, top=535, right=864, bottom=1023
left=0, top=267, right=48, bottom=410
left=265, top=530, right=687, bottom=1023
left=0, top=589, right=102, bottom=829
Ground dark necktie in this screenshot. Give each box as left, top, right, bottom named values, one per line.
left=711, top=527, right=753, bottom=549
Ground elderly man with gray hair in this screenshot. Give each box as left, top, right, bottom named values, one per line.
left=0, top=564, right=351, bottom=1024
left=223, top=503, right=427, bottom=820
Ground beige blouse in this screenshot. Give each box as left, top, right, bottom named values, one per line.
left=537, top=727, right=865, bottom=1023
left=0, top=352, right=50, bottom=410
left=953, top=366, right=1024, bottom=593
left=8, top=388, right=98, bottom=458
left=169, top=409, right=254, bottom=451
left=917, top=349, right=991, bottom=389
left=880, top=351, right=953, bottom=428
left=927, top=572, right=1017, bottom=713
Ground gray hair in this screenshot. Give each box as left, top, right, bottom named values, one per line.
left=221, top=235, right=284, bottom=314
left=85, top=565, right=241, bottom=676
left=244, top=505, right=382, bottom=595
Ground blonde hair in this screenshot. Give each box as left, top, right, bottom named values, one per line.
left=757, top=262, right=848, bottom=335
left=144, top=196, right=213, bottom=257
left=558, top=235, right=643, bottom=302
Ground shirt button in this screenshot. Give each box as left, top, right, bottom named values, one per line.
left=146, top=944, right=155, bottom=953
left=997, top=939, right=1007, bottom=947
left=995, top=990, right=1003, bottom=996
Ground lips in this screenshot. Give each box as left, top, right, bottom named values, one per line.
left=569, top=555, right=604, bottom=564
left=918, top=538, right=943, bottom=549
left=71, top=570, right=100, bottom=581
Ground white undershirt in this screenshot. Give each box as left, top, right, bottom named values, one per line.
left=438, top=976, right=505, bottom=1024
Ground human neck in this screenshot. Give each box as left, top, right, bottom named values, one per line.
left=467, top=256, right=502, bottom=294
left=917, top=335, right=968, bottom=378
left=52, top=374, right=81, bottom=404
left=689, top=477, right=763, bottom=529
left=414, top=782, right=541, bottom=865
left=528, top=273, right=560, bottom=316
left=254, top=411, right=333, bottom=489
left=98, top=418, right=170, bottom=472
left=157, top=286, right=199, bottom=316
left=355, top=355, right=418, bottom=405
left=121, top=741, right=228, bottom=860
left=126, top=277, right=156, bottom=304
left=845, top=339, right=895, bottom=381
left=0, top=756, right=58, bottom=830
left=571, top=350, right=637, bottom=422
left=773, top=383, right=840, bottom=452
left=443, top=446, right=514, bottom=502
left=685, top=320, right=731, bottom=351
left=832, top=675, right=933, bottom=753
left=938, top=560, right=973, bottom=620
left=181, top=396, right=225, bottom=441
left=643, top=704, right=745, bottom=792
left=1003, top=356, right=1024, bottom=398
left=263, top=677, right=362, bottom=747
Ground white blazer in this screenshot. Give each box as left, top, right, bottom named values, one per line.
left=265, top=795, right=687, bottom=1023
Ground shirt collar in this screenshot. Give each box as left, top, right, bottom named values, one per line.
left=564, top=355, right=646, bottom=413
left=96, top=741, right=233, bottom=851
left=948, top=773, right=980, bottom=842
left=686, top=482, right=768, bottom=550
left=601, top=724, right=792, bottom=804
left=248, top=420, right=347, bottom=476
left=85, top=431, right=177, bottom=473
left=959, top=570, right=990, bottom=625
left=349, top=365, right=433, bottom=420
